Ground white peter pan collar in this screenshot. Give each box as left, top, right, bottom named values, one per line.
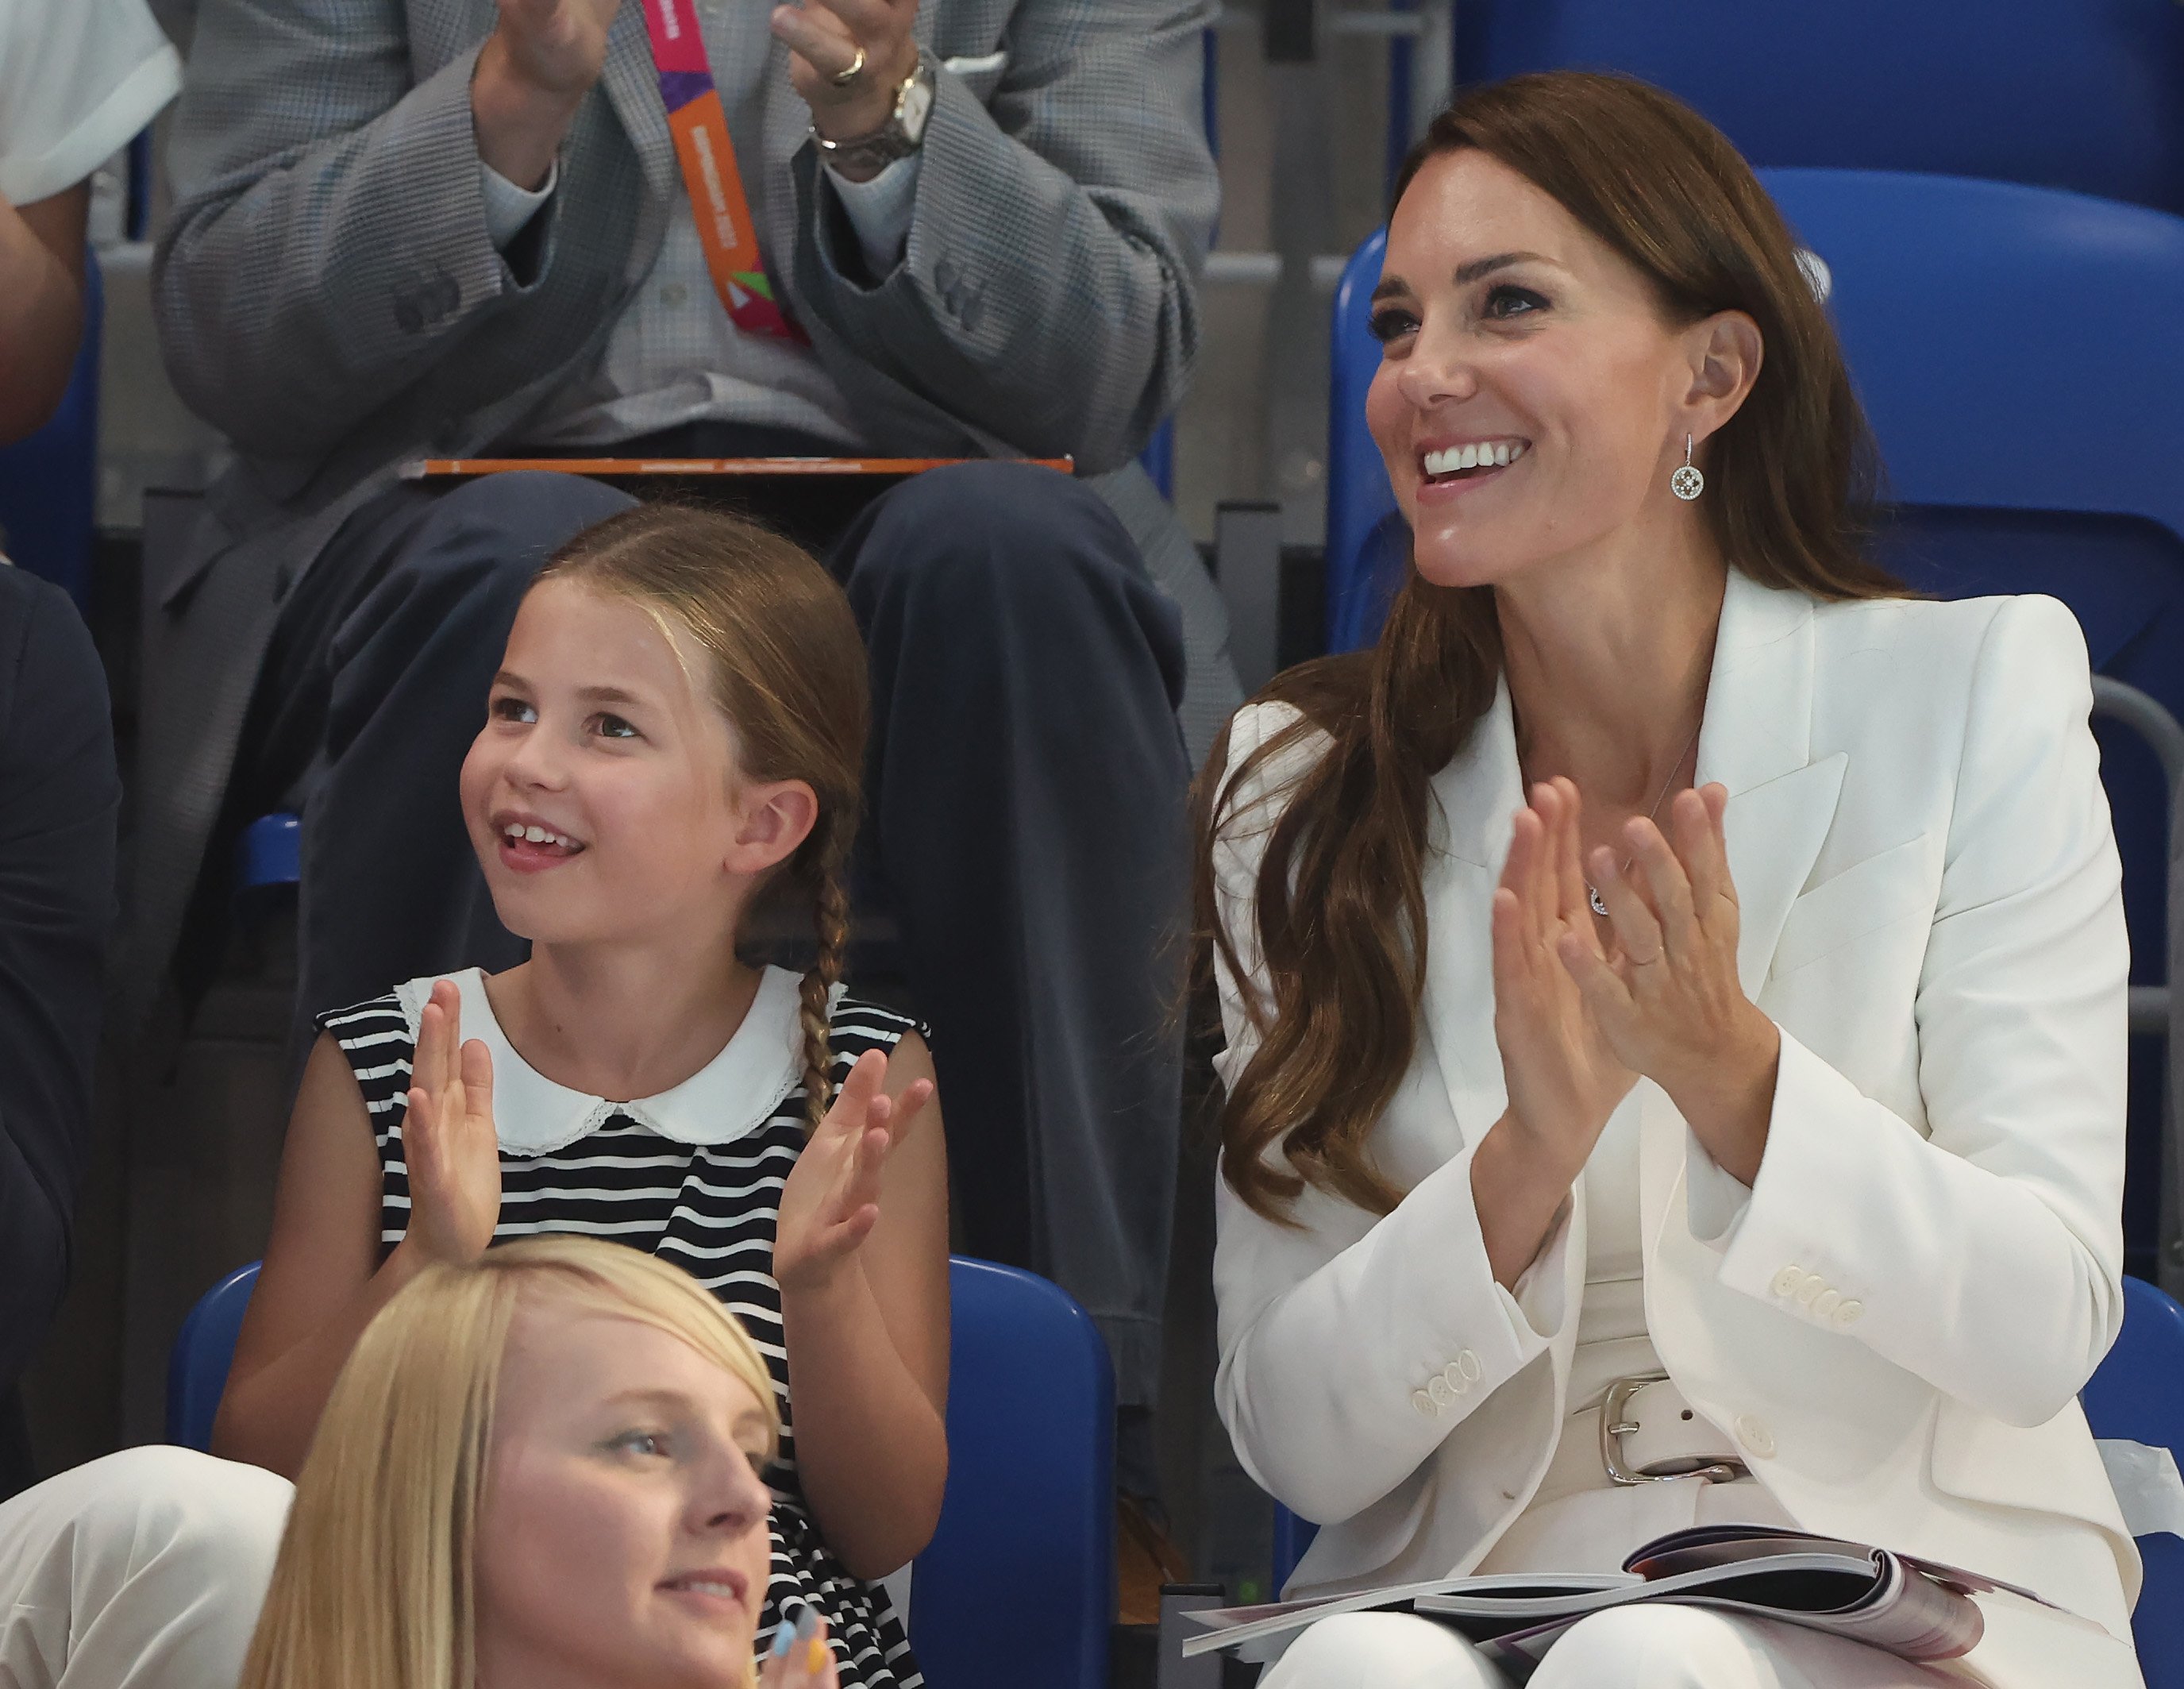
left=392, top=964, right=819, bottom=1158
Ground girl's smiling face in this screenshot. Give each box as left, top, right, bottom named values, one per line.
left=458, top=577, right=810, bottom=949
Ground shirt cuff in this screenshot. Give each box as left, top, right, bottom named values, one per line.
left=480, top=158, right=557, bottom=251
left=1686, top=1129, right=1755, bottom=1250
left=825, top=152, right=922, bottom=278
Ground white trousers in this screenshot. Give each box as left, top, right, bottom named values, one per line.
left=0, top=1446, right=292, bottom=1689
left=1258, top=1599, right=2145, bottom=1689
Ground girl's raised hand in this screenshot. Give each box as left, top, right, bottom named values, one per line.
left=1490, top=778, right=1638, bottom=1179
left=761, top=1607, right=842, bottom=1689
left=399, top=981, right=503, bottom=1268
left=773, top=1049, right=934, bottom=1296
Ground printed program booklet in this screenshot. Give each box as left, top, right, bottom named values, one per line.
left=1181, top=1525, right=2052, bottom=1673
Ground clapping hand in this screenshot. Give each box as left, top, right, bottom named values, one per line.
left=1490, top=777, right=1639, bottom=1178
left=770, top=0, right=922, bottom=139
left=473, top=0, right=623, bottom=189
left=772, top=1050, right=934, bottom=1295
left=399, top=981, right=503, bottom=1269
left=1554, top=783, right=1781, bottom=1183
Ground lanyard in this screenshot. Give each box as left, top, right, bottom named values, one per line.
left=637, top=0, right=807, bottom=343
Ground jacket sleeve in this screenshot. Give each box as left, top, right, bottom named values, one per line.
left=0, top=573, right=119, bottom=1390
left=152, top=0, right=542, bottom=458
left=1206, top=704, right=1570, bottom=1525
left=1716, top=596, right=2128, bottom=1427
left=791, top=0, right=1219, bottom=474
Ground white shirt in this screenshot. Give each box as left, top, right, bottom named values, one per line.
left=479, top=3, right=920, bottom=449
left=0, top=0, right=179, bottom=205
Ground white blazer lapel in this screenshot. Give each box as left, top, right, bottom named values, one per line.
left=1419, top=682, right=1523, bottom=1143
left=1697, top=573, right=1847, bottom=999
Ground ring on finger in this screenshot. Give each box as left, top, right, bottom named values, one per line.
left=831, top=43, right=869, bottom=85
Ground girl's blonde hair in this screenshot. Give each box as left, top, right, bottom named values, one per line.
left=237, top=1236, right=782, bottom=1689
left=532, top=505, right=870, bottom=1132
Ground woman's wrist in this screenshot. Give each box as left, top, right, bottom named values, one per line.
left=1662, top=1011, right=1780, bottom=1186
left=1472, top=1112, right=1580, bottom=1288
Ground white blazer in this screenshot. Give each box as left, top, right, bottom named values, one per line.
left=1210, top=572, right=2139, bottom=1641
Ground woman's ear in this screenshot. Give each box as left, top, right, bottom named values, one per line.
left=1682, top=308, right=1764, bottom=438
left=724, top=779, right=819, bottom=877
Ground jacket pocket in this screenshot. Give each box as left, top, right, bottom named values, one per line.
left=942, top=50, right=1010, bottom=103
left=1769, top=834, right=1936, bottom=979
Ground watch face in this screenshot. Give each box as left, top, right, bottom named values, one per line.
left=898, top=72, right=935, bottom=145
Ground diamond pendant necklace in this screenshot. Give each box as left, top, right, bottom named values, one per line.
left=1585, top=719, right=1705, bottom=918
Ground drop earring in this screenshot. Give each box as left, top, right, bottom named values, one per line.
left=1671, top=434, right=1704, bottom=500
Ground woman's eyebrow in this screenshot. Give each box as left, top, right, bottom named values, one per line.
left=1452, top=250, right=1550, bottom=285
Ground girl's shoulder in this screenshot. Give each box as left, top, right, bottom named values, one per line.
left=821, top=985, right=927, bottom=1065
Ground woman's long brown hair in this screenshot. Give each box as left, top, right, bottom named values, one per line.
left=1196, top=71, right=1902, bottom=1221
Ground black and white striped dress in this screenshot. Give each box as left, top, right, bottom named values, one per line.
left=320, top=963, right=925, bottom=1689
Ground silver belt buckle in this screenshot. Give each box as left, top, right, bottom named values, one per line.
left=1599, top=1372, right=1749, bottom=1487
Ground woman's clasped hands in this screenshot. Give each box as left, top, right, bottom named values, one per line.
left=1481, top=777, right=1781, bottom=1282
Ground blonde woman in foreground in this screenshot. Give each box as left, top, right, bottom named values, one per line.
left=241, top=1234, right=842, bottom=1689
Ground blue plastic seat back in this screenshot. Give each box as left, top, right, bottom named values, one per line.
left=2083, top=1277, right=2184, bottom=1682
left=1451, top=0, right=2184, bottom=217
left=167, top=1255, right=1114, bottom=1687
left=0, top=249, right=102, bottom=613
left=1324, top=227, right=1403, bottom=654
left=912, top=1257, right=1115, bottom=1689
left=1762, top=168, right=2184, bottom=1271
left=166, top=1261, right=260, bottom=1451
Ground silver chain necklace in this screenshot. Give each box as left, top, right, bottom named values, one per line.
left=1585, top=720, right=1705, bottom=917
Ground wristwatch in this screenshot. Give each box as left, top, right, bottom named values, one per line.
left=813, top=55, right=937, bottom=178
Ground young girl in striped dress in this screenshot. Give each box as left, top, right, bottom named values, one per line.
left=216, top=505, right=949, bottom=1689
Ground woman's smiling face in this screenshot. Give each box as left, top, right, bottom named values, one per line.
left=1364, top=148, right=1714, bottom=592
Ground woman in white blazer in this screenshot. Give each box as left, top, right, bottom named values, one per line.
left=1199, top=71, right=2141, bottom=1689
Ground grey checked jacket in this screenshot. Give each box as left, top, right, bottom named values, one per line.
left=139, top=0, right=1238, bottom=1013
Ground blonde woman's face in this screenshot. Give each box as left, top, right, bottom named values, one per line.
left=474, top=1302, right=777, bottom=1689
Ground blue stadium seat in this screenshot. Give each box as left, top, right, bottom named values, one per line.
left=2082, top=1277, right=2184, bottom=1683
left=1324, top=171, right=2184, bottom=1271
left=0, top=248, right=102, bottom=613
left=1450, top=0, right=2184, bottom=217
left=168, top=1254, right=1114, bottom=1689
left=235, top=812, right=301, bottom=898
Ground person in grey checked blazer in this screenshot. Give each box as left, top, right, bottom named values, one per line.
left=143, top=0, right=1233, bottom=1519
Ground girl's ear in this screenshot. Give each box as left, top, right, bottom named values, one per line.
left=725, top=779, right=819, bottom=877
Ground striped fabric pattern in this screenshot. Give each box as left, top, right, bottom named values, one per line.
left=320, top=985, right=927, bottom=1689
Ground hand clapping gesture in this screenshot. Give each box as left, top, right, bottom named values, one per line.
left=1490, top=777, right=1639, bottom=1178
left=770, top=0, right=922, bottom=139
left=773, top=1049, right=935, bottom=1294
left=1557, top=782, right=1781, bottom=1184
left=399, top=981, right=504, bottom=1269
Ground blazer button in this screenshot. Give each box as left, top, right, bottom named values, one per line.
left=1427, top=1375, right=1456, bottom=1408
left=1773, top=1265, right=1805, bottom=1298
left=1795, top=1275, right=1827, bottom=1307
left=1832, top=1300, right=1864, bottom=1328
left=1734, top=1413, right=1778, bottom=1460
left=1456, top=1349, right=1482, bottom=1382
left=1412, top=1389, right=1438, bottom=1417
left=1442, top=1362, right=1469, bottom=1396
left=1812, top=1289, right=1841, bottom=1318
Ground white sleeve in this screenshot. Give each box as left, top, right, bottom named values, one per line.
left=479, top=158, right=557, bottom=251
left=1716, top=596, right=2128, bottom=1428
left=824, top=153, right=922, bottom=279
left=0, top=0, right=180, bottom=205
left=1206, top=704, right=1571, bottom=1525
